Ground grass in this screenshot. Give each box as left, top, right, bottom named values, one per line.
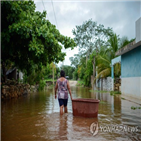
left=131, top=106, right=141, bottom=110
left=89, top=89, right=121, bottom=97
left=110, top=91, right=121, bottom=95
left=76, top=80, right=85, bottom=86
left=89, top=90, right=109, bottom=93
left=48, top=85, right=54, bottom=89
left=100, top=101, right=107, bottom=104
left=44, top=79, right=57, bottom=82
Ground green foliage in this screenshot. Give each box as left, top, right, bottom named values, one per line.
left=114, top=63, right=121, bottom=77
left=71, top=19, right=113, bottom=86
left=38, top=80, right=46, bottom=91
left=110, top=91, right=121, bottom=95
left=69, top=54, right=79, bottom=68
left=1, top=1, right=76, bottom=82
left=100, top=101, right=107, bottom=104
left=61, top=65, right=75, bottom=79
left=95, top=34, right=120, bottom=82
left=107, top=33, right=120, bottom=58
left=119, top=36, right=135, bottom=49
left=73, top=68, right=78, bottom=80
left=76, top=80, right=85, bottom=86
left=23, top=64, right=46, bottom=85
left=89, top=90, right=109, bottom=93
left=95, top=34, right=134, bottom=80
left=71, top=19, right=135, bottom=87
left=72, top=19, right=113, bottom=58
left=94, top=46, right=111, bottom=82
left=131, top=106, right=141, bottom=110
left=45, top=79, right=57, bottom=82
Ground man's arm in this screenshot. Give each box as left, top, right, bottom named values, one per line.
left=67, top=81, right=72, bottom=100
left=55, top=82, right=58, bottom=99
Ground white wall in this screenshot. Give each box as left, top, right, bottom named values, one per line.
left=19, top=72, right=23, bottom=80
left=96, top=77, right=112, bottom=91
left=136, top=17, right=141, bottom=43
left=121, top=77, right=141, bottom=99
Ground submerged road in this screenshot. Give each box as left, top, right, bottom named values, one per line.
left=2, top=81, right=141, bottom=140
left=68, top=80, right=77, bottom=86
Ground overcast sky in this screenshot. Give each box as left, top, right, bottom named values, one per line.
left=34, top=0, right=141, bottom=67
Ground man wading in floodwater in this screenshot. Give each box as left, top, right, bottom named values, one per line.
left=55, top=70, right=73, bottom=115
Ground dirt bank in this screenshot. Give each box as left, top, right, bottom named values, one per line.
left=69, top=80, right=77, bottom=86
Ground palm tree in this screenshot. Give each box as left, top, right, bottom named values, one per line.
left=119, top=36, right=135, bottom=49
left=107, top=33, right=119, bottom=58
left=95, top=49, right=111, bottom=80
left=94, top=34, right=120, bottom=83
left=94, top=34, right=135, bottom=85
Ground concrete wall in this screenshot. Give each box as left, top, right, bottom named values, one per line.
left=121, top=46, right=141, bottom=102
left=96, top=77, right=112, bottom=91
left=121, top=46, right=141, bottom=78
left=19, top=72, right=23, bottom=80
left=121, top=77, right=141, bottom=99
left=136, top=17, right=141, bottom=43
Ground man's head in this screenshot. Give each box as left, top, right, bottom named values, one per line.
left=60, top=70, right=65, bottom=77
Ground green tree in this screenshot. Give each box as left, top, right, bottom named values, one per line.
left=1, top=1, right=76, bottom=82
left=69, top=54, right=79, bottom=68
left=61, top=65, right=75, bottom=79
left=95, top=34, right=135, bottom=80
left=72, top=19, right=114, bottom=87
left=96, top=50, right=111, bottom=79
left=119, top=36, right=135, bottom=49
left=107, top=33, right=120, bottom=59
left=95, top=34, right=120, bottom=81
left=72, top=19, right=113, bottom=67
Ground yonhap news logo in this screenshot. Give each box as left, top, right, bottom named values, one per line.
left=90, top=122, right=99, bottom=136
left=90, top=122, right=140, bottom=136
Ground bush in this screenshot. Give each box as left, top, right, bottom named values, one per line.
left=38, top=80, right=46, bottom=91
left=110, top=91, right=121, bottom=95
left=77, top=80, right=85, bottom=86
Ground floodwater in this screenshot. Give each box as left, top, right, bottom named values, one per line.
left=1, top=86, right=141, bottom=141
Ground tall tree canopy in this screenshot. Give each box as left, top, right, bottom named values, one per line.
left=72, top=19, right=113, bottom=59
left=1, top=1, right=76, bottom=81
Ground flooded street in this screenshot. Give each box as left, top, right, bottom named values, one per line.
left=1, top=85, right=141, bottom=141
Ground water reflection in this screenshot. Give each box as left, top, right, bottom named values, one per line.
left=1, top=85, right=141, bottom=141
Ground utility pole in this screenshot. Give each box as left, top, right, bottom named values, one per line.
left=53, top=63, right=54, bottom=85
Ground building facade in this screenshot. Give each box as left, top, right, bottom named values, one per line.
left=115, top=17, right=141, bottom=104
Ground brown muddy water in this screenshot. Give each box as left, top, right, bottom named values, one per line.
left=1, top=86, right=141, bottom=141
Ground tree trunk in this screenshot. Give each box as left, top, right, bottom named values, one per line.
left=101, top=78, right=103, bottom=90
left=2, top=61, right=7, bottom=83
left=93, top=56, right=95, bottom=77
left=53, top=64, right=54, bottom=85
left=91, top=56, right=95, bottom=89
left=86, top=55, right=88, bottom=68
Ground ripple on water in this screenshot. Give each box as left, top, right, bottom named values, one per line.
left=1, top=87, right=141, bottom=141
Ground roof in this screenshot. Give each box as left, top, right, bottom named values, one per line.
left=6, top=68, right=16, bottom=75
left=115, top=40, right=141, bottom=56
left=111, top=56, right=121, bottom=66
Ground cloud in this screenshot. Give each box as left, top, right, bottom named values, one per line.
left=34, top=0, right=140, bottom=66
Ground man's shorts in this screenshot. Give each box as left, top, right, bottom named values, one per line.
left=58, top=99, right=68, bottom=107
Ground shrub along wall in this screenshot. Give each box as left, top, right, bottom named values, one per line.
left=1, top=80, right=37, bottom=100
left=96, top=77, right=121, bottom=91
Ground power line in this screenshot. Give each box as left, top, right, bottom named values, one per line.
left=51, top=0, right=59, bottom=29
left=41, top=0, right=45, bottom=10
left=41, top=0, right=49, bottom=20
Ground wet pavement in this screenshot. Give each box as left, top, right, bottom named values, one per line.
left=1, top=86, right=141, bottom=141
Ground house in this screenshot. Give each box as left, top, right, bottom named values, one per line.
left=6, top=68, right=23, bottom=80
left=0, top=68, right=23, bottom=81
left=115, top=17, right=141, bottom=104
